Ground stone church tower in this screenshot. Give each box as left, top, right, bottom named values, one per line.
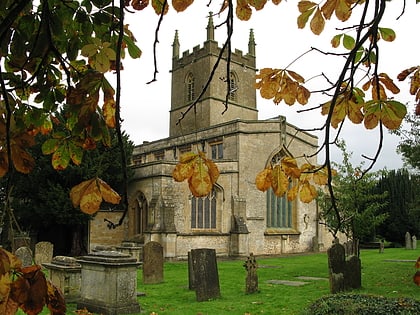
left=169, top=14, right=257, bottom=136
left=88, top=14, right=335, bottom=258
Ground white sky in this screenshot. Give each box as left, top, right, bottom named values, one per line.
left=116, top=1, right=418, bottom=171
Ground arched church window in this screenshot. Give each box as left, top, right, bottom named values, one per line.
left=266, top=150, right=296, bottom=230
left=134, top=193, right=149, bottom=235
left=229, top=71, right=238, bottom=101
left=191, top=189, right=217, bottom=229
left=186, top=72, right=195, bottom=102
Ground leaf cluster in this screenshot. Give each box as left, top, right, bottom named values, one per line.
left=172, top=151, right=219, bottom=197
left=255, top=157, right=331, bottom=203
left=0, top=248, right=65, bottom=315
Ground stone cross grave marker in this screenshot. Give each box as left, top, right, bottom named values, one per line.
left=243, top=253, right=258, bottom=294
left=405, top=232, right=412, bottom=249
left=35, top=241, right=53, bottom=265
left=142, top=241, right=164, bottom=284
left=15, top=246, right=33, bottom=267
left=190, top=248, right=221, bottom=302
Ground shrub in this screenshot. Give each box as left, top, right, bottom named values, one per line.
left=305, top=293, right=420, bottom=315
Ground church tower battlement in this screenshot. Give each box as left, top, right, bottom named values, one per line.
left=169, top=13, right=258, bottom=137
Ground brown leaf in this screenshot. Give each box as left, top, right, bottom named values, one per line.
left=321, top=0, right=336, bottom=20
left=20, top=265, right=48, bottom=315
left=172, top=0, right=194, bottom=12
left=11, top=145, right=35, bottom=174
left=236, top=0, right=252, bottom=21
left=310, top=8, right=325, bottom=35
left=205, top=159, right=220, bottom=184
left=173, top=162, right=194, bottom=182
left=46, top=281, right=66, bottom=315
left=0, top=151, right=8, bottom=177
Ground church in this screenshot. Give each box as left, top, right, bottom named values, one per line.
left=89, top=15, right=334, bottom=259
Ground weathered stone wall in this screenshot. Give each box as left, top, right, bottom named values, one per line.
left=89, top=211, right=127, bottom=251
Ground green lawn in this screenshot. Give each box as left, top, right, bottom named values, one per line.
left=21, top=248, right=420, bottom=315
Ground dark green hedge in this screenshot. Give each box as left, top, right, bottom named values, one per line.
left=305, top=293, right=420, bottom=315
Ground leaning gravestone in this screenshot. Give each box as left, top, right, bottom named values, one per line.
left=405, top=232, right=412, bottom=249
left=15, top=246, right=33, bottom=267
left=243, top=253, right=258, bottom=294
left=190, top=248, right=221, bottom=302
left=142, top=241, right=164, bottom=284
left=35, top=241, right=53, bottom=265
left=327, top=242, right=346, bottom=293
left=412, top=235, right=417, bottom=250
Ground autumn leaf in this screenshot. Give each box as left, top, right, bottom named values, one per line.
left=236, top=0, right=253, bottom=21
left=271, top=165, right=289, bottom=197
left=255, top=168, right=272, bottom=192
left=70, top=178, right=121, bottom=214
left=414, top=271, right=420, bottom=286
left=381, top=100, right=407, bottom=130
left=46, top=279, right=66, bottom=314
left=152, top=0, right=169, bottom=14
left=131, top=0, right=149, bottom=10
left=172, top=0, right=194, bottom=12
left=300, top=181, right=317, bottom=203
left=310, top=8, right=325, bottom=35
left=378, top=27, right=396, bottom=42
left=172, top=151, right=220, bottom=197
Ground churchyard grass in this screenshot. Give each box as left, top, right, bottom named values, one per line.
left=21, top=247, right=420, bottom=315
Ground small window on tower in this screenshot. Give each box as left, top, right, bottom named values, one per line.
left=209, top=140, right=223, bottom=160
left=186, top=73, right=195, bottom=102
left=229, top=72, right=238, bottom=101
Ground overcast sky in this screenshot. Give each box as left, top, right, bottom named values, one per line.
left=116, top=1, right=418, bottom=171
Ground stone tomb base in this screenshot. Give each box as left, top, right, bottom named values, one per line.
left=77, top=251, right=141, bottom=315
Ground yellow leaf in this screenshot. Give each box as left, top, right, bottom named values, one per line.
left=313, top=168, right=329, bottom=185
left=287, top=184, right=299, bottom=201
left=205, top=158, right=220, bottom=184
left=310, top=8, right=325, bottom=35
left=298, top=1, right=317, bottom=12
left=281, top=157, right=301, bottom=178
left=271, top=165, right=289, bottom=197
left=97, top=178, right=121, bottom=205
left=248, top=0, right=268, bottom=10
left=255, top=168, right=272, bottom=192
left=189, top=158, right=212, bottom=197
left=179, top=151, right=198, bottom=163
left=299, top=182, right=317, bottom=203
left=102, top=98, right=116, bottom=128
left=260, top=79, right=280, bottom=100
left=363, top=100, right=381, bottom=129
left=173, top=162, right=194, bottom=182
left=79, top=179, right=102, bottom=214
left=70, top=179, right=95, bottom=208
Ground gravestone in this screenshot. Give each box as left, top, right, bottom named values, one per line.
left=345, top=255, right=361, bottom=289
left=327, top=242, right=346, bottom=293
left=15, top=246, right=33, bottom=267
left=188, top=251, right=195, bottom=290
left=77, top=251, right=140, bottom=315
left=412, top=235, right=417, bottom=250
left=190, top=248, right=221, bottom=302
left=43, top=256, right=81, bottom=303
left=405, top=232, right=412, bottom=249
left=35, top=241, right=53, bottom=265
left=379, top=240, right=385, bottom=253
left=243, top=253, right=258, bottom=294
left=142, top=241, right=164, bottom=284
left=327, top=240, right=361, bottom=293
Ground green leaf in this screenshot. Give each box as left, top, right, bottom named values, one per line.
left=69, top=140, right=83, bottom=165
left=52, top=142, right=70, bottom=170
left=343, top=34, right=355, bottom=50
left=42, top=138, right=60, bottom=155
left=378, top=27, right=396, bottom=42
left=124, top=35, right=142, bottom=59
